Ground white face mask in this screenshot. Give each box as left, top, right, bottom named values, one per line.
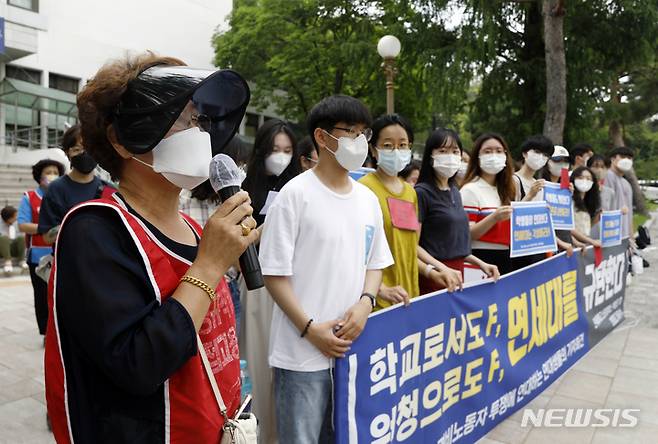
left=525, top=150, right=548, bottom=171
left=457, top=161, right=468, bottom=178
left=324, top=132, right=369, bottom=172
left=133, top=127, right=212, bottom=190
left=479, top=153, right=507, bottom=175
left=616, top=158, right=633, bottom=172
left=548, top=160, right=569, bottom=178
left=433, top=154, right=462, bottom=178
left=574, top=178, right=593, bottom=192
left=42, top=174, right=60, bottom=186
left=377, top=149, right=411, bottom=176
left=265, top=152, right=292, bottom=177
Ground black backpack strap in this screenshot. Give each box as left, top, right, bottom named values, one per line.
left=514, top=174, right=526, bottom=200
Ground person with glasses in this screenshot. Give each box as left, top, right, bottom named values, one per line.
left=460, top=133, right=517, bottom=275
left=298, top=135, right=319, bottom=171
left=359, top=115, right=462, bottom=308
left=259, top=95, right=393, bottom=443
left=44, top=53, right=258, bottom=443
left=416, top=128, right=500, bottom=292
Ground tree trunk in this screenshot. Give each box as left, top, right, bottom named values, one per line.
left=609, top=119, right=625, bottom=147
left=624, top=168, right=648, bottom=217
left=542, top=0, right=567, bottom=144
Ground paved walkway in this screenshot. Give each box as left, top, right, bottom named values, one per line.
left=0, top=217, right=656, bottom=443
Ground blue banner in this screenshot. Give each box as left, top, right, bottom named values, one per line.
left=510, top=201, right=557, bottom=258
left=600, top=211, right=623, bottom=247
left=335, top=253, right=589, bottom=443
left=0, top=17, right=5, bottom=54
left=543, top=182, right=574, bottom=230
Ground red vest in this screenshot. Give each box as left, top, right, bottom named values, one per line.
left=25, top=190, right=48, bottom=248
left=44, top=196, right=240, bottom=443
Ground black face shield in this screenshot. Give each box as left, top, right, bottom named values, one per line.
left=113, top=65, right=250, bottom=155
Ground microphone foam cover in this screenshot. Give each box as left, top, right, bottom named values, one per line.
left=209, top=153, right=246, bottom=192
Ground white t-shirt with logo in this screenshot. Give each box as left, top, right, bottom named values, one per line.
left=259, top=170, right=394, bottom=372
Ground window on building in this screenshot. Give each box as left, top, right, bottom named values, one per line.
left=243, top=112, right=260, bottom=139
left=8, top=0, right=39, bottom=12
left=49, top=73, right=80, bottom=94
left=5, top=65, right=42, bottom=85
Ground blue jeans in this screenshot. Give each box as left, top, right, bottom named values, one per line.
left=274, top=368, right=334, bottom=444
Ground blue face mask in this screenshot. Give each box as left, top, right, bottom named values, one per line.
left=377, top=149, right=412, bottom=176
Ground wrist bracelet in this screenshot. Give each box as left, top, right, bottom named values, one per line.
left=180, top=275, right=216, bottom=301
left=301, top=318, right=313, bottom=338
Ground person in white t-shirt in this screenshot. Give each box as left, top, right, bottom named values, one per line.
left=259, top=95, right=393, bottom=443
left=514, top=134, right=553, bottom=200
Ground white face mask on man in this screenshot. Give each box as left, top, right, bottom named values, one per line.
left=616, top=157, right=633, bottom=172
left=323, top=131, right=369, bottom=172
left=525, top=150, right=548, bottom=171
left=133, top=127, right=212, bottom=190
left=548, top=160, right=569, bottom=178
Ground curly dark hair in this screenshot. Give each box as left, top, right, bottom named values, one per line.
left=571, top=166, right=601, bottom=219
left=77, top=52, right=186, bottom=180
left=32, top=159, right=65, bottom=184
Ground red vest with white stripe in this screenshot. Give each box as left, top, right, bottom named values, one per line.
left=25, top=190, right=48, bottom=248
left=44, top=196, right=240, bottom=443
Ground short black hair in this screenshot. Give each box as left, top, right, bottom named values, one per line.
left=587, top=153, right=610, bottom=169
left=32, top=159, right=65, bottom=184
left=297, top=136, right=317, bottom=159
left=519, top=134, right=554, bottom=157
left=306, top=95, right=372, bottom=148
left=608, top=146, right=634, bottom=159
left=418, top=128, right=462, bottom=186
left=371, top=114, right=415, bottom=147
left=1, top=206, right=17, bottom=222
left=61, top=124, right=82, bottom=153
left=399, top=159, right=420, bottom=180
left=571, top=143, right=594, bottom=164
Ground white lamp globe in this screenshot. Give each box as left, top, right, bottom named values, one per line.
left=377, top=35, right=401, bottom=59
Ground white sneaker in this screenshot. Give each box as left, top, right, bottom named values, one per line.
left=20, top=261, right=28, bottom=270
left=3, top=263, right=13, bottom=274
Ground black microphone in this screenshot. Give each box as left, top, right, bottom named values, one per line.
left=209, top=154, right=264, bottom=290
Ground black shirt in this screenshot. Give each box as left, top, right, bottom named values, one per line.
left=416, top=181, right=472, bottom=261
left=38, top=175, right=103, bottom=233
left=55, top=196, right=198, bottom=443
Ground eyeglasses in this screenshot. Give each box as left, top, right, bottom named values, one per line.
left=376, top=143, right=411, bottom=151
left=191, top=113, right=212, bottom=132
left=332, top=126, right=373, bottom=142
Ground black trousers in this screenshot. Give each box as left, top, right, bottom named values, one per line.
left=28, top=262, right=48, bottom=335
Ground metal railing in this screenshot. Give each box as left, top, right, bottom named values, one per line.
left=4, top=126, right=62, bottom=150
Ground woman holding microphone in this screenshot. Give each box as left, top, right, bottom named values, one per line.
left=44, top=53, right=258, bottom=443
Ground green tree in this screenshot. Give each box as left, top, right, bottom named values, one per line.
left=213, top=0, right=469, bottom=136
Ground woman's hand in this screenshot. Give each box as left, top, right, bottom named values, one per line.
left=527, top=179, right=545, bottom=200
left=480, top=262, right=500, bottom=282
left=430, top=268, right=462, bottom=292
left=493, top=206, right=513, bottom=222
left=378, top=285, right=410, bottom=306
left=194, top=191, right=259, bottom=281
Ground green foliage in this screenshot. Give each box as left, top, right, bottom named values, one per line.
left=214, top=0, right=468, bottom=134
left=214, top=0, right=658, bottom=165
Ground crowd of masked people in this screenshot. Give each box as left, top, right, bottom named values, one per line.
left=21, top=52, right=643, bottom=444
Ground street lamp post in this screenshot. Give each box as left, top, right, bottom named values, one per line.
left=377, top=35, right=401, bottom=114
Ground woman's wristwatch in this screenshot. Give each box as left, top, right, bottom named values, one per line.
left=360, top=292, right=376, bottom=308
